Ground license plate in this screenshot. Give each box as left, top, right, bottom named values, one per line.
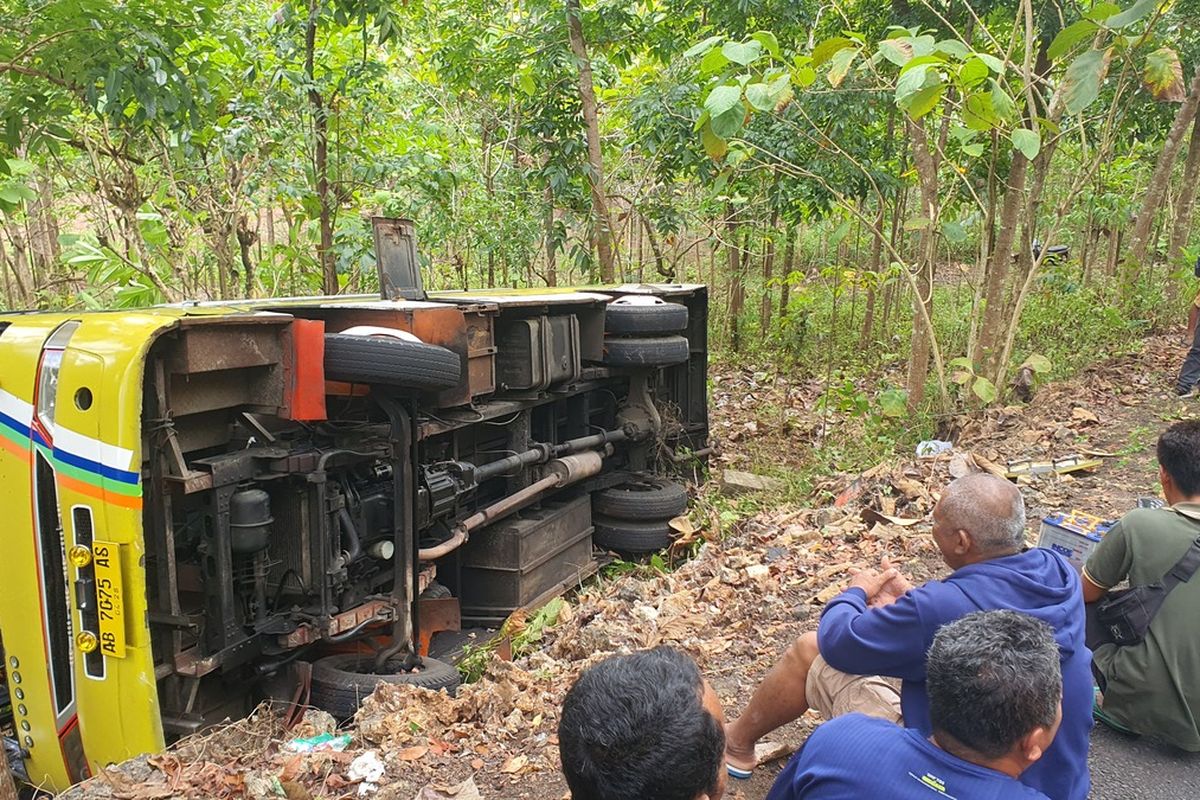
left=91, top=540, right=126, bottom=658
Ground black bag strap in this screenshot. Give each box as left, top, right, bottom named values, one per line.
left=1163, top=535, right=1200, bottom=590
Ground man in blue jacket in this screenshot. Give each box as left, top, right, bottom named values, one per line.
left=724, top=473, right=1092, bottom=800
left=767, top=610, right=1063, bottom=800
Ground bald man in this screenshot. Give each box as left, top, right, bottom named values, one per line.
left=725, top=474, right=1092, bottom=800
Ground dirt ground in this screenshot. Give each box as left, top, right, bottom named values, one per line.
left=60, top=334, right=1197, bottom=800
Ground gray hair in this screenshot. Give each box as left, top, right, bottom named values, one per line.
left=939, top=473, right=1026, bottom=552
left=927, top=611, right=1062, bottom=759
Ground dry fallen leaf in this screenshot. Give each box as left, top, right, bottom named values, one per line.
left=500, top=755, right=529, bottom=774
left=397, top=745, right=430, bottom=762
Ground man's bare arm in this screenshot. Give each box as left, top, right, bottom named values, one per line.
left=1082, top=571, right=1108, bottom=604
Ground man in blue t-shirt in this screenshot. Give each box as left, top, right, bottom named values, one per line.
left=725, top=474, right=1091, bottom=800
left=767, top=611, right=1061, bottom=800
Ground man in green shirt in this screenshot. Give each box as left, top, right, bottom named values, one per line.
left=1177, top=288, right=1200, bottom=396
left=1082, top=420, right=1200, bottom=751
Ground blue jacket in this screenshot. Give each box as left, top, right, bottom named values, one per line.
left=817, top=548, right=1092, bottom=800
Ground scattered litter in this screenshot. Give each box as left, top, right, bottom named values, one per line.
left=348, top=751, right=386, bottom=795
left=1005, top=454, right=1102, bottom=478
left=1137, top=497, right=1165, bottom=509
left=285, top=732, right=352, bottom=753
left=916, top=440, right=953, bottom=457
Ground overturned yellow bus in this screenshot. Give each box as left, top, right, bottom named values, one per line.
left=0, top=219, right=708, bottom=789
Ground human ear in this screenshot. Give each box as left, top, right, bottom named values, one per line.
left=1020, top=725, right=1053, bottom=765
left=955, top=529, right=972, bottom=554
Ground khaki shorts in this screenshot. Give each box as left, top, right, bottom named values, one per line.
left=805, top=654, right=903, bottom=723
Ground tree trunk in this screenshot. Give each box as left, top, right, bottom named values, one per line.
left=237, top=215, right=257, bottom=297
left=860, top=205, right=884, bottom=347
left=1168, top=110, right=1200, bottom=264
left=760, top=213, right=778, bottom=336
left=779, top=225, right=795, bottom=320
left=904, top=120, right=940, bottom=410
left=974, top=153, right=1029, bottom=378
left=543, top=184, right=557, bottom=287
left=565, top=0, right=615, bottom=282
left=28, top=170, right=60, bottom=278
left=306, top=1, right=337, bottom=295
left=726, top=211, right=743, bottom=350
left=1128, top=62, right=1200, bottom=269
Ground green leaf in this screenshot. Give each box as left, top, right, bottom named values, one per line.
left=722, top=39, right=762, bottom=66
left=895, top=64, right=931, bottom=102
left=812, top=37, right=853, bottom=68
left=745, top=83, right=774, bottom=111
left=878, top=388, right=908, bottom=418
left=700, top=47, right=730, bottom=75
left=991, top=80, right=1017, bottom=121
left=961, top=142, right=985, bottom=157
left=905, top=84, right=945, bottom=119
left=904, top=216, right=932, bottom=231
left=518, top=72, right=536, bottom=96
left=942, top=219, right=969, bottom=243
left=976, top=53, right=1005, bottom=75
left=1021, top=353, right=1053, bottom=374
left=952, top=370, right=973, bottom=386
left=827, top=48, right=857, bottom=87
left=878, top=38, right=914, bottom=67
left=1084, top=3, right=1121, bottom=21
left=959, top=57, right=989, bottom=87
left=972, top=376, right=998, bottom=404
left=710, top=106, right=745, bottom=139
left=948, top=356, right=975, bottom=370
left=704, top=85, right=743, bottom=118
left=963, top=92, right=999, bottom=130
left=0, top=184, right=35, bottom=204
left=701, top=123, right=729, bottom=160
left=794, top=66, right=817, bottom=88
left=751, top=31, right=781, bottom=60
left=1011, top=128, right=1041, bottom=160
left=910, top=35, right=937, bottom=58
left=1143, top=47, right=1185, bottom=102
left=1106, top=0, right=1156, bottom=28
left=1047, top=20, right=1099, bottom=60
left=684, top=35, right=724, bottom=59
left=1061, top=49, right=1109, bottom=114
left=935, top=39, right=971, bottom=59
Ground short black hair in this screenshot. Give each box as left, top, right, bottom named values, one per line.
left=558, top=647, right=724, bottom=800
left=1158, top=420, right=1200, bottom=496
left=926, top=611, right=1061, bottom=760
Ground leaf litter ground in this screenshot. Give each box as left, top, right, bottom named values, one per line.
left=59, top=335, right=1196, bottom=800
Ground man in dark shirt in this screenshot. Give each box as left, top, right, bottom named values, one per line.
left=767, top=610, right=1061, bottom=800
left=1083, top=420, right=1200, bottom=749
left=724, top=474, right=1092, bottom=800
left=558, top=647, right=727, bottom=800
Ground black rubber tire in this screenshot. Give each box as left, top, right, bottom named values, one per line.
left=603, top=335, right=689, bottom=368
left=605, top=302, right=689, bottom=335
left=593, top=515, right=674, bottom=554
left=309, top=654, right=460, bottom=719
left=593, top=476, right=688, bottom=520
left=323, top=334, right=461, bottom=391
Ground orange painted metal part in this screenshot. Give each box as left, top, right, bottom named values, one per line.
left=282, top=319, right=327, bottom=421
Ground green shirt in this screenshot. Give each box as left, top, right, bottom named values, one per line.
left=1083, top=503, right=1200, bottom=751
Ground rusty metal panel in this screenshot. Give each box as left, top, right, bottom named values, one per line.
left=167, top=324, right=285, bottom=374
left=372, top=217, right=425, bottom=301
